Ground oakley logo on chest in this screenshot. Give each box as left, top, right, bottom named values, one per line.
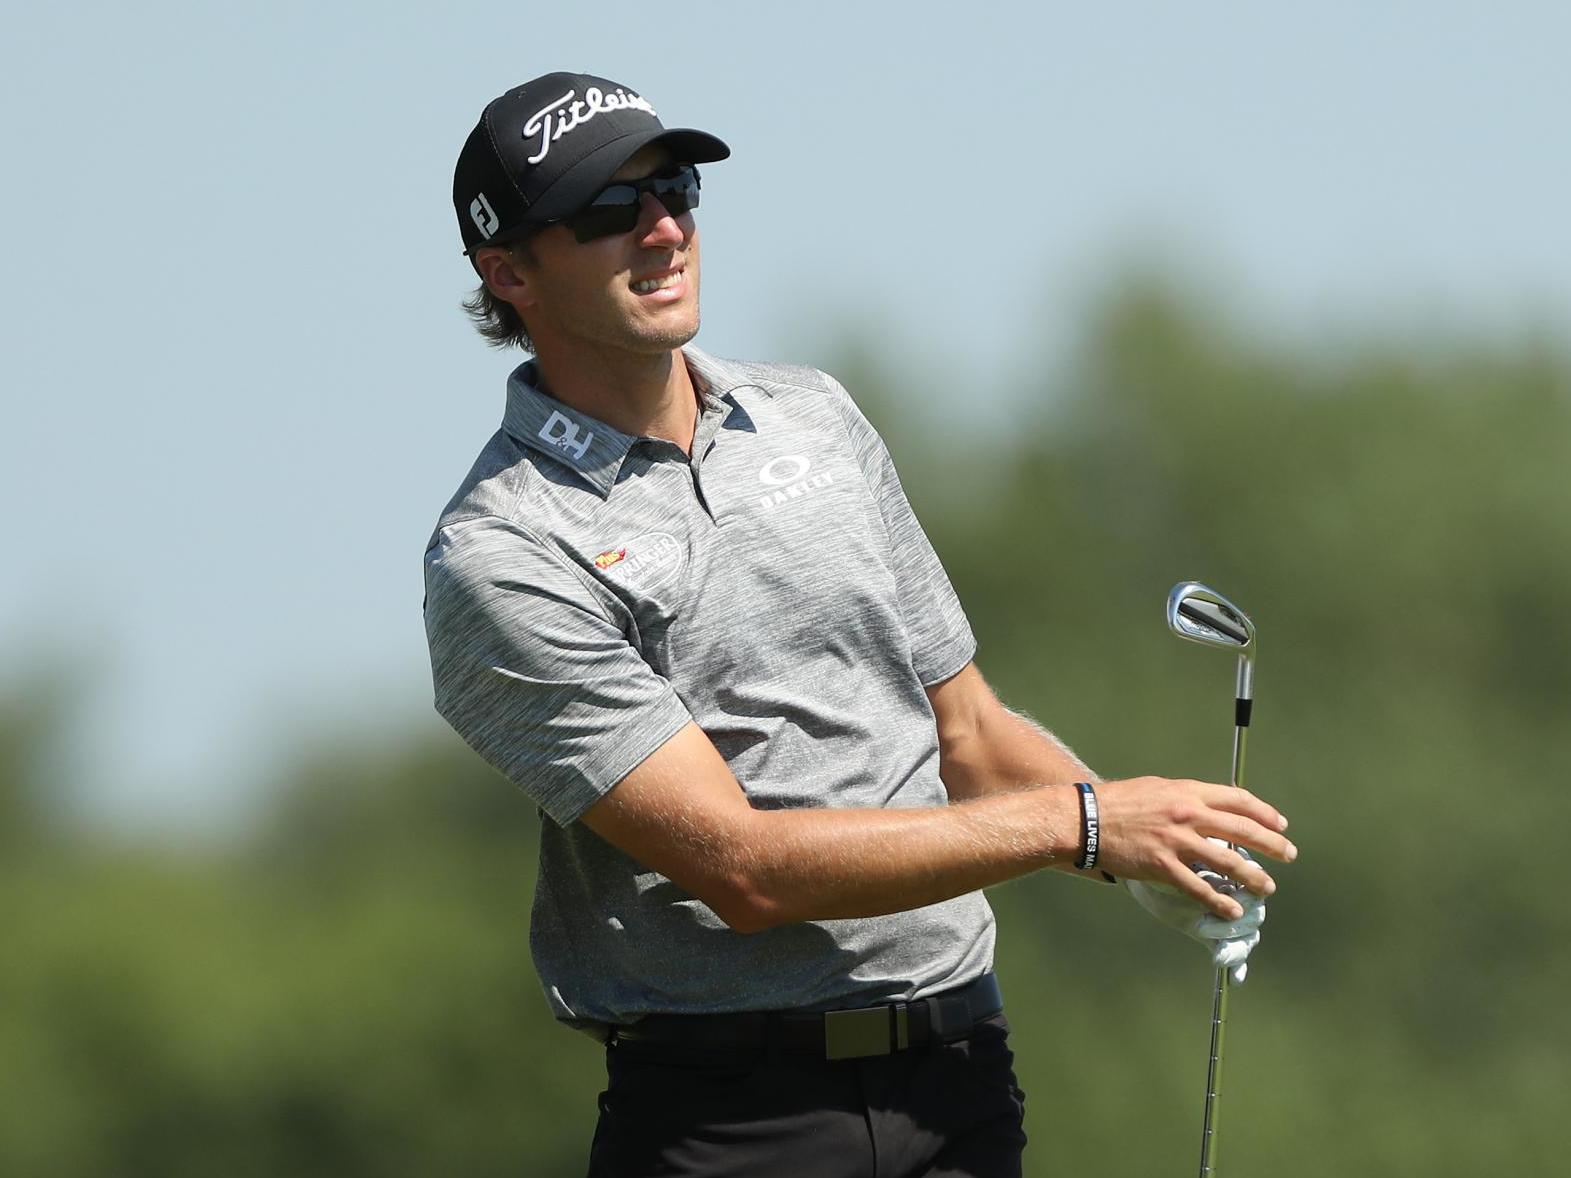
left=757, top=453, right=834, bottom=511
left=523, top=87, right=658, bottom=166
left=539, top=410, right=594, bottom=462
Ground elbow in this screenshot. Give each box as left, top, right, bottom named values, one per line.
left=717, top=905, right=774, bottom=935
left=671, top=809, right=799, bottom=933
left=707, top=870, right=787, bottom=935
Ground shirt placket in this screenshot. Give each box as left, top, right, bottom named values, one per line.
left=683, top=396, right=736, bottom=524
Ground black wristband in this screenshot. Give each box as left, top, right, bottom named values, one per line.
left=1074, top=781, right=1101, bottom=871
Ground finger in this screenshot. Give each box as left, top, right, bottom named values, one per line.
left=1202, top=812, right=1298, bottom=867
left=1219, top=843, right=1277, bottom=896
left=1191, top=839, right=1278, bottom=897
left=1167, top=858, right=1246, bottom=920
left=1213, top=935, right=1256, bottom=970
left=1191, top=867, right=1264, bottom=935
left=1209, top=932, right=1260, bottom=985
left=1202, top=785, right=1291, bottom=834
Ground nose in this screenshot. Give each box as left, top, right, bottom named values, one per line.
left=635, top=191, right=689, bottom=248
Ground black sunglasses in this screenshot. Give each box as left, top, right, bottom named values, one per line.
left=560, top=164, right=702, bottom=244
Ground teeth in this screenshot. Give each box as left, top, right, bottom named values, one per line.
left=632, top=271, right=681, bottom=294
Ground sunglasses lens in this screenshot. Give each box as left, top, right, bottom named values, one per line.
left=653, top=169, right=700, bottom=217
left=568, top=191, right=640, bottom=243
left=567, top=166, right=701, bottom=243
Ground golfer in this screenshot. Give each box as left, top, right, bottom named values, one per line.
left=424, top=72, right=1296, bottom=1178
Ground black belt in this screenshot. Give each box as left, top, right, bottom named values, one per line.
left=611, top=972, right=1003, bottom=1061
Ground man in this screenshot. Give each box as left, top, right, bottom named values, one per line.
left=424, top=72, right=1295, bottom=1178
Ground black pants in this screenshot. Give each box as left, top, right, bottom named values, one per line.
left=586, top=1012, right=1027, bottom=1178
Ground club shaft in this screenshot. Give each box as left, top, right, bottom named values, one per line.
left=1230, top=712, right=1248, bottom=793
left=1198, top=652, right=1250, bottom=1177
left=1198, top=966, right=1231, bottom=1175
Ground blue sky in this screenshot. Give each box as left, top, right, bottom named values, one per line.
left=4, top=1, right=1567, bottom=832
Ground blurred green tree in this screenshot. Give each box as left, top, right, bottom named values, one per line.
left=2, top=276, right=1567, bottom=1175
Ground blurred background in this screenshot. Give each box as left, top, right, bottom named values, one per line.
left=4, top=2, right=1568, bottom=1174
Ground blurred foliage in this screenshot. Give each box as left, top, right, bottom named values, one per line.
left=5, top=278, right=1569, bottom=1175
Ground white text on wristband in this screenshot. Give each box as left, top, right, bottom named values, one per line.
left=1074, top=781, right=1101, bottom=870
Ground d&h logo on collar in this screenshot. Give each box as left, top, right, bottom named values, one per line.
left=539, top=410, right=594, bottom=462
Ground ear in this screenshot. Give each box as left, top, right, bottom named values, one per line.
left=472, top=246, right=536, bottom=312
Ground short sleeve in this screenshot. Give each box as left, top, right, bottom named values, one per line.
left=822, top=373, right=977, bottom=685
left=423, top=517, right=693, bottom=826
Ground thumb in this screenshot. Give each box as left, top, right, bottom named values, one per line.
left=1212, top=932, right=1259, bottom=983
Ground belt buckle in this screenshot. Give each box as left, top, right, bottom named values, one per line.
left=824, top=1005, right=908, bottom=1060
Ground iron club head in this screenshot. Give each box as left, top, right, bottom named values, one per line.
left=1167, top=581, right=1255, bottom=651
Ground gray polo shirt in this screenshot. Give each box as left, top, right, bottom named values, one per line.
left=423, top=346, right=993, bottom=1027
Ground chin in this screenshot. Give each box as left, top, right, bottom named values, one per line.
left=635, top=307, right=700, bottom=351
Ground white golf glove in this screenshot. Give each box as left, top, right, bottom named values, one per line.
left=1124, top=847, right=1266, bottom=983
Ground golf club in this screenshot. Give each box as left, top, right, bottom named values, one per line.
left=1166, top=581, right=1257, bottom=1178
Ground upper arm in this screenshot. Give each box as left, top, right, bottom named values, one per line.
left=424, top=518, right=769, bottom=930
left=926, top=663, right=1098, bottom=809
left=925, top=662, right=1010, bottom=801
left=424, top=518, right=692, bottom=826
left=926, top=661, right=1003, bottom=744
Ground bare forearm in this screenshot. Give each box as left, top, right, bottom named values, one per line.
left=941, top=705, right=1099, bottom=800
left=730, top=784, right=1081, bottom=930
left=936, top=704, right=1114, bottom=882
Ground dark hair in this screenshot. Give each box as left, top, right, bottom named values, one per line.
left=460, top=240, right=537, bottom=352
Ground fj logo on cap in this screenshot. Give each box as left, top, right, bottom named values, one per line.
left=523, top=86, right=658, bottom=165
left=539, top=410, right=594, bottom=462
left=469, top=193, right=500, bottom=238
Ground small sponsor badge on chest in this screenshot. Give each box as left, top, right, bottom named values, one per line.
left=591, top=531, right=684, bottom=591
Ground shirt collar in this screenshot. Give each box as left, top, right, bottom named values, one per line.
left=501, top=347, right=752, bottom=498
left=683, top=346, right=754, bottom=405
left=502, top=361, right=637, bottom=496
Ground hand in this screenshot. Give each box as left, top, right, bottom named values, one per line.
left=1124, top=845, right=1266, bottom=983
left=1090, top=776, right=1295, bottom=921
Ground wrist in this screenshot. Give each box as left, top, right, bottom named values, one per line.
left=1073, top=782, right=1101, bottom=870
left=1029, top=782, right=1086, bottom=867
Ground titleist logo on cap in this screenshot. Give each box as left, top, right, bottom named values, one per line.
left=523, top=87, right=659, bottom=165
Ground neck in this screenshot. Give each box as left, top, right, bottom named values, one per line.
left=532, top=345, right=699, bottom=456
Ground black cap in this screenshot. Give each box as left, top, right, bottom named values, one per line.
left=453, top=72, right=730, bottom=254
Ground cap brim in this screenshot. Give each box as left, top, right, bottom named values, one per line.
left=524, top=127, right=729, bottom=226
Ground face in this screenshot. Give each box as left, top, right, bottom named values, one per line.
left=482, top=144, right=701, bottom=360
